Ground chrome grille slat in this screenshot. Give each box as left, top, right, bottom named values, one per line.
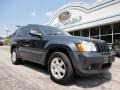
left=94, top=41, right=110, bottom=54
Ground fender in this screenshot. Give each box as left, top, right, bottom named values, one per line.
left=41, top=40, right=79, bottom=70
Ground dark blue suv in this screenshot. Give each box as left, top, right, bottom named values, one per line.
left=11, top=24, right=115, bottom=84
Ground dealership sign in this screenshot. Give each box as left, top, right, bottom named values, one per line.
left=52, top=10, right=82, bottom=28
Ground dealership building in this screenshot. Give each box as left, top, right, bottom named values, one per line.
left=48, top=0, right=120, bottom=44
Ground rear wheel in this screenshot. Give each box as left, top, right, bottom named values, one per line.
left=48, top=52, right=74, bottom=85
left=11, top=49, right=22, bottom=65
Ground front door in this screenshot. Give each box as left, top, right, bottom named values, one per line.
left=25, top=26, right=47, bottom=64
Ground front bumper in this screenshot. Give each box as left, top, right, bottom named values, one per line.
left=72, top=51, right=115, bottom=76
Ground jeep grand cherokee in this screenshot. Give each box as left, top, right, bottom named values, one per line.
left=11, top=24, right=115, bottom=84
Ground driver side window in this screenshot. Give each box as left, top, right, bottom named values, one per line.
left=29, top=26, right=42, bottom=35
left=28, top=26, right=42, bottom=38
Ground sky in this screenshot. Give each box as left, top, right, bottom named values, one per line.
left=0, top=0, right=96, bottom=37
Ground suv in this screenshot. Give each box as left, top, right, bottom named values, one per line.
left=11, top=24, right=115, bottom=84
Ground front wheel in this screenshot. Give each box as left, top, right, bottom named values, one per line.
left=11, top=49, right=22, bottom=65
left=48, top=52, right=74, bottom=85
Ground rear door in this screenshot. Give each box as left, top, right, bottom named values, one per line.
left=17, top=26, right=30, bottom=59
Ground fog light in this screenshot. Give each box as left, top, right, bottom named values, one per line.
left=88, top=65, right=91, bottom=70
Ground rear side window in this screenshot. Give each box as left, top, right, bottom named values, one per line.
left=13, top=29, right=20, bottom=38
left=18, top=27, right=29, bottom=38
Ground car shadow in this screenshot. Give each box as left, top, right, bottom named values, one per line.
left=115, top=55, right=120, bottom=57
left=21, top=60, right=112, bottom=88
left=21, top=60, right=49, bottom=75
left=68, top=71, right=112, bottom=88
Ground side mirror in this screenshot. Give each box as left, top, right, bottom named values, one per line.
left=30, top=30, right=42, bottom=36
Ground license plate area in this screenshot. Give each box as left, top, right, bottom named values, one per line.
left=104, top=55, right=109, bottom=63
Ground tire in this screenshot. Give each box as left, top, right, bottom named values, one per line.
left=11, top=49, right=22, bottom=65
left=48, top=52, right=74, bottom=85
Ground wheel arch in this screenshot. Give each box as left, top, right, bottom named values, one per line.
left=44, top=45, right=75, bottom=72
left=11, top=45, right=17, bottom=53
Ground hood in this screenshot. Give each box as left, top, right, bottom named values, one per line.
left=45, top=35, right=105, bottom=43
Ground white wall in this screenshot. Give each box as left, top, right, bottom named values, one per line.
left=49, top=0, right=120, bottom=32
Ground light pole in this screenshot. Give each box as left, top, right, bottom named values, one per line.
left=5, top=30, right=9, bottom=37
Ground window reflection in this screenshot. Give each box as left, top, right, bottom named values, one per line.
left=81, top=29, right=89, bottom=37
left=113, top=22, right=120, bottom=33
left=101, top=35, right=112, bottom=43
left=69, top=32, right=74, bottom=35
left=100, top=25, right=112, bottom=35
left=67, top=22, right=120, bottom=44
left=74, top=30, right=80, bottom=36
left=90, top=27, right=99, bottom=36
left=114, top=34, right=120, bottom=42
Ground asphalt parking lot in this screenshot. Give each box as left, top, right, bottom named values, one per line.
left=0, top=46, right=120, bottom=90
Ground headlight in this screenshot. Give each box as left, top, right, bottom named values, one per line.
left=77, top=41, right=97, bottom=52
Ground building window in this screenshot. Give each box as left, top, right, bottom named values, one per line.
left=68, top=22, right=120, bottom=44
left=114, top=34, right=120, bottom=42
left=69, top=32, right=74, bottom=35
left=101, top=35, right=112, bottom=43
left=113, top=22, right=120, bottom=33
left=90, top=27, right=99, bottom=36
left=74, top=30, right=80, bottom=36
left=100, top=24, right=112, bottom=35
left=81, top=29, right=89, bottom=37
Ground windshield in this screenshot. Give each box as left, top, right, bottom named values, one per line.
left=41, top=26, right=71, bottom=36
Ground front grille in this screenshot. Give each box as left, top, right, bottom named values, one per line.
left=94, top=41, right=110, bottom=54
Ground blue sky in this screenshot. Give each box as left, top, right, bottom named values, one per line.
left=0, top=0, right=96, bottom=37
